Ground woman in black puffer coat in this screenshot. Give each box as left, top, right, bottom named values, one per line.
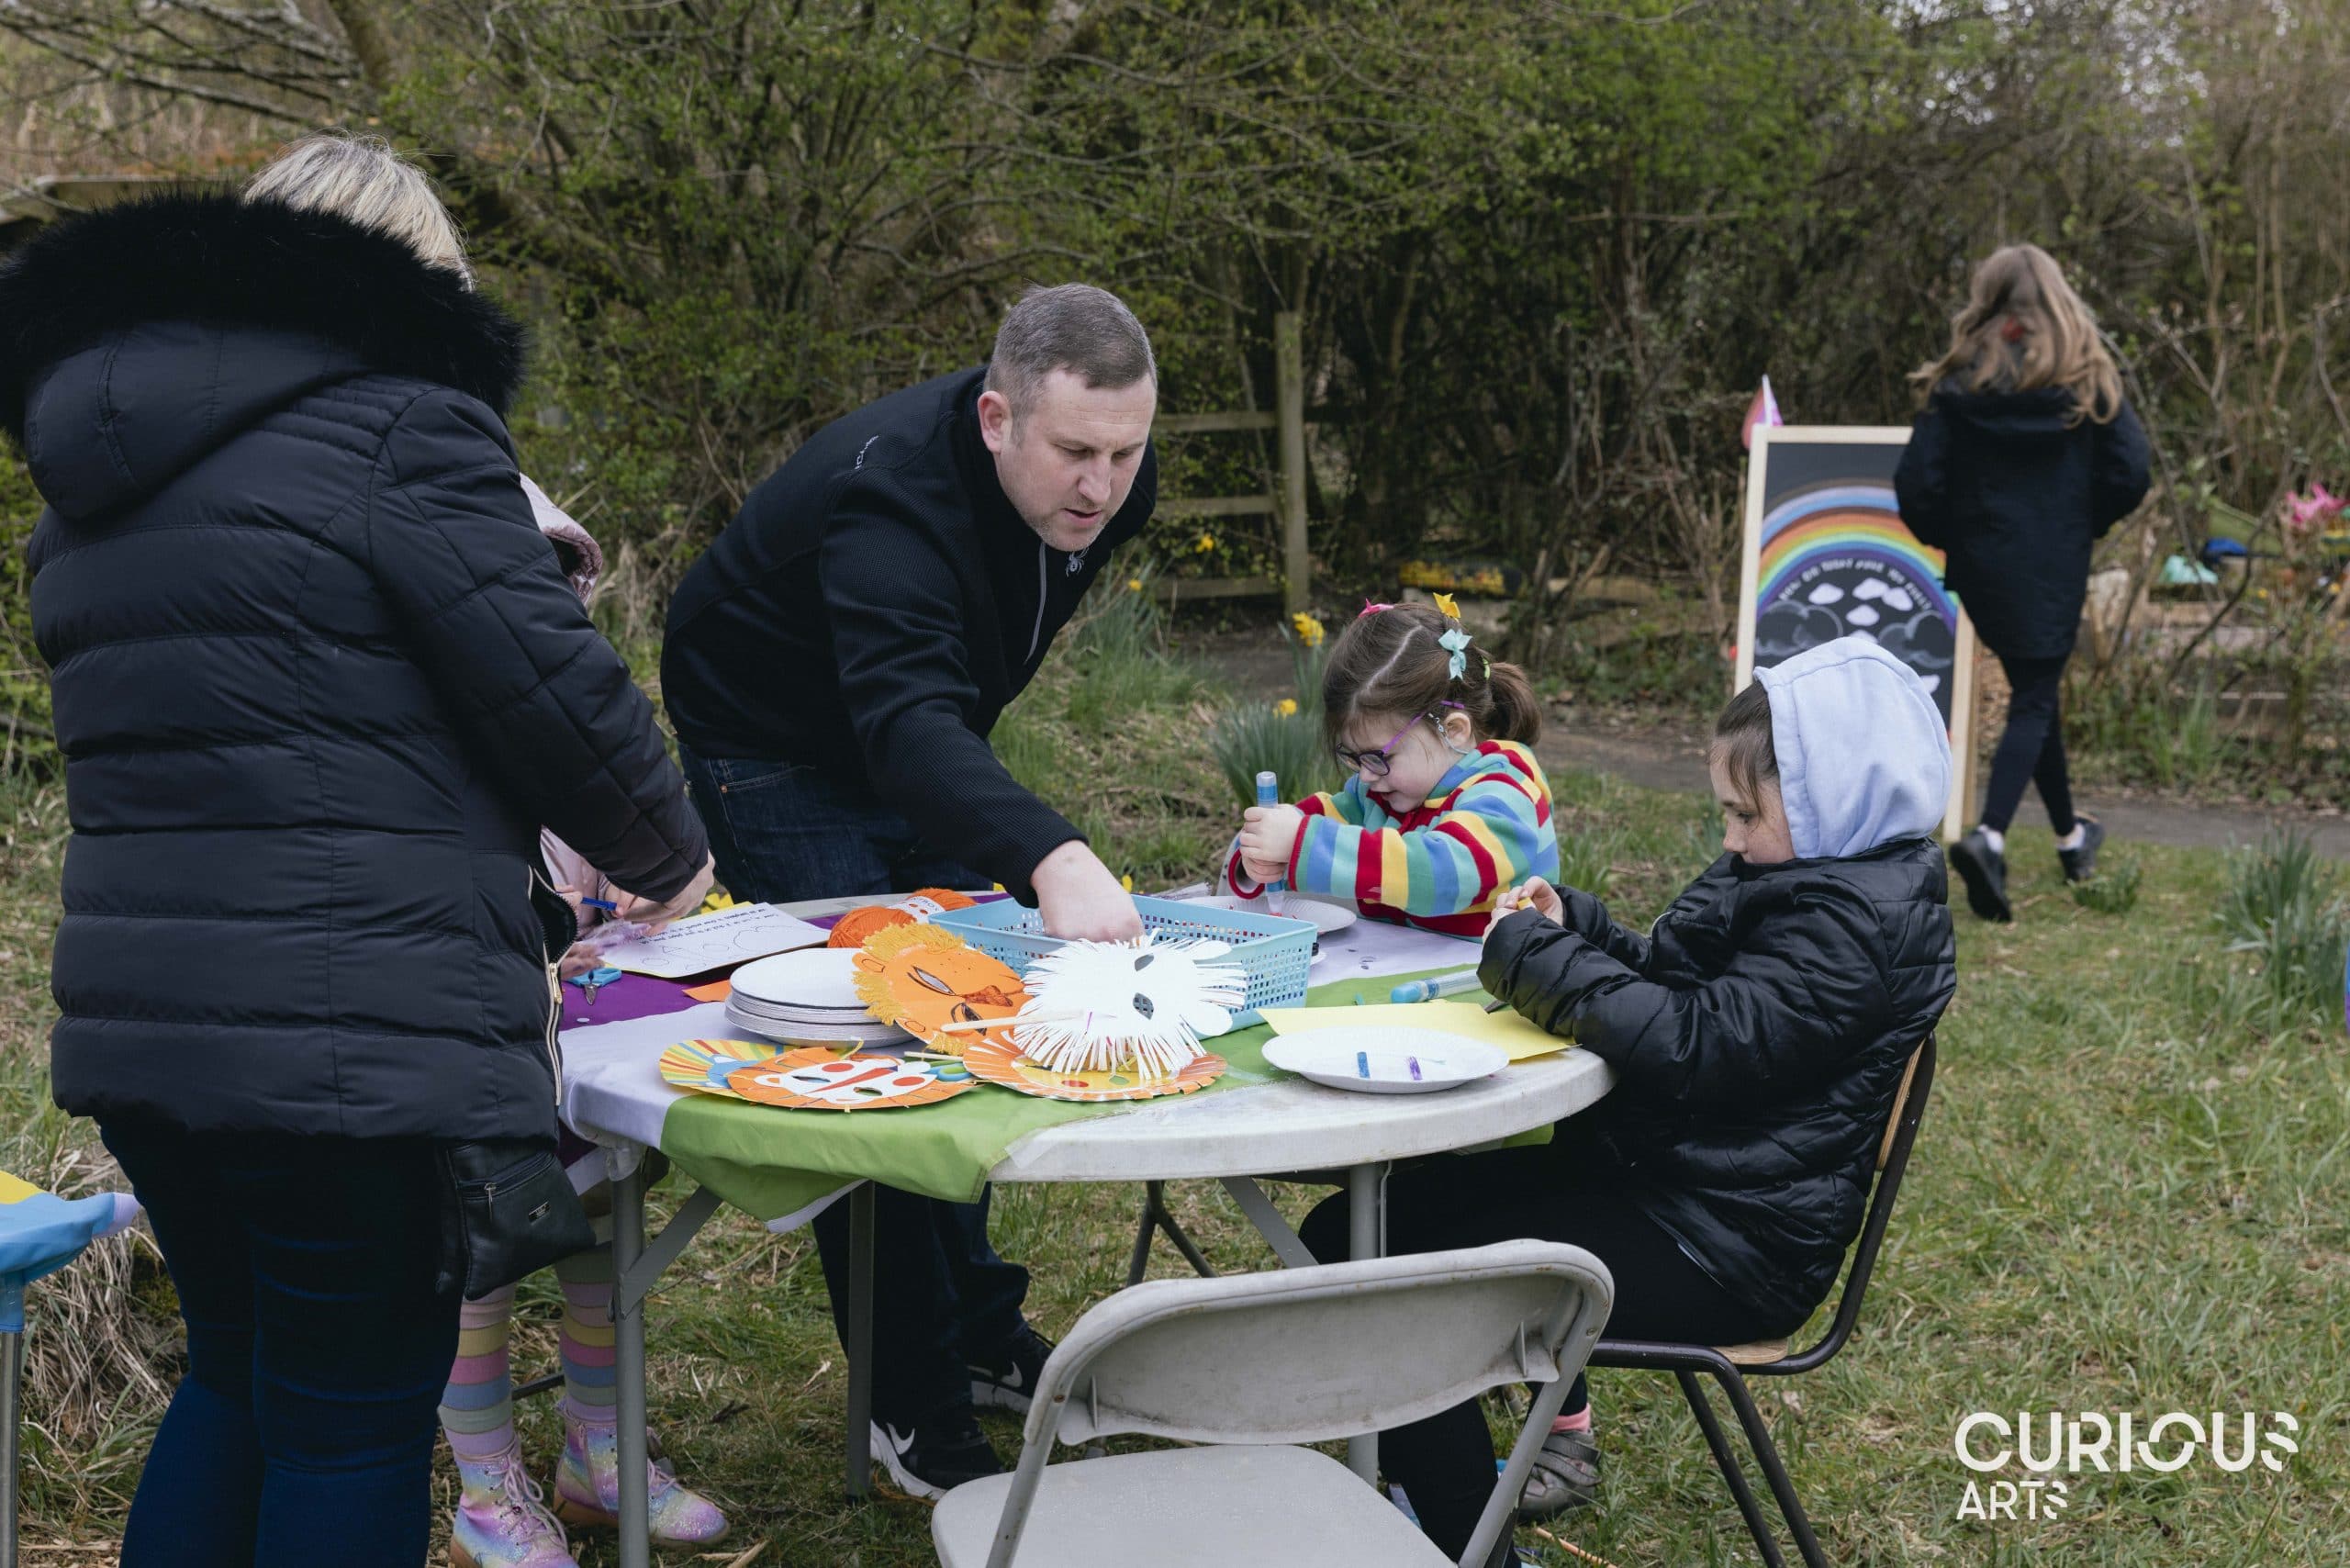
left=1895, top=242, right=2151, bottom=923
left=1301, top=638, right=1956, bottom=1567
left=1, top=137, right=708, bottom=1567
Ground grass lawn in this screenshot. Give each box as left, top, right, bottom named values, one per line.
left=2, top=633, right=2344, bottom=1566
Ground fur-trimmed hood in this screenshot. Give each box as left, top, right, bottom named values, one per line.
left=0, top=191, right=526, bottom=512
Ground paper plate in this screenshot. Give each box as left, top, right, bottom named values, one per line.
left=731, top=947, right=864, bottom=1010
left=724, top=1047, right=977, bottom=1111
left=722, top=1008, right=906, bottom=1047
left=656, top=1037, right=783, bottom=1098
left=960, top=1038, right=1225, bottom=1103
left=1188, top=894, right=1356, bottom=936
left=1262, top=1027, right=1507, bottom=1094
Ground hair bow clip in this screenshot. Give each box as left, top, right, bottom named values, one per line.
left=1359, top=599, right=1395, bottom=618
left=1439, top=626, right=1472, bottom=679
left=1431, top=592, right=1461, bottom=621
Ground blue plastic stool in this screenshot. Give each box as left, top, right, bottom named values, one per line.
left=0, top=1180, right=139, bottom=1568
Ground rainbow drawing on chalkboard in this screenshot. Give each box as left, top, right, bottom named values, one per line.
left=1737, top=425, right=1976, bottom=842
left=1751, top=483, right=1960, bottom=727
left=1755, top=487, right=1953, bottom=620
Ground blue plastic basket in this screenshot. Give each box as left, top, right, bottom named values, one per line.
left=928, top=895, right=1315, bottom=1028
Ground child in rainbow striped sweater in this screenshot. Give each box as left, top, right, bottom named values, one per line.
left=1226, top=599, right=1558, bottom=935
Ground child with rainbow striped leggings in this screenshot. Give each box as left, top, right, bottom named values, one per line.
left=438, top=481, right=728, bottom=1568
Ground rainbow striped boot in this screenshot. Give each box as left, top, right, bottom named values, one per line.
left=449, top=1443, right=576, bottom=1568
left=553, top=1414, right=729, bottom=1545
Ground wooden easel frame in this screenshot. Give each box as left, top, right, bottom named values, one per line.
left=1734, top=425, right=1977, bottom=842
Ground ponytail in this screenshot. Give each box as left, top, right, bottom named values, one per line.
left=1483, top=658, right=1542, bottom=745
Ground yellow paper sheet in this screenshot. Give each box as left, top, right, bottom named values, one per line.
left=1259, top=1001, right=1569, bottom=1061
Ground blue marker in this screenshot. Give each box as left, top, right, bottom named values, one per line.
left=1391, top=969, right=1483, bottom=1004
left=579, top=897, right=619, bottom=913
left=1255, top=769, right=1286, bottom=915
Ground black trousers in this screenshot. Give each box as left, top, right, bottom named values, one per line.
left=1980, top=652, right=2076, bottom=834
left=1301, top=1140, right=1768, bottom=1562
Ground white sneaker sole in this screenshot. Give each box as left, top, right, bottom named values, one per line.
left=969, top=1377, right=1033, bottom=1415
left=868, top=1421, right=947, bottom=1502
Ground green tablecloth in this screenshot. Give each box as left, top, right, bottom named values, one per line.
left=661, top=965, right=1493, bottom=1221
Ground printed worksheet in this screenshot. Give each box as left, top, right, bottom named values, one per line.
left=599, top=903, right=830, bottom=978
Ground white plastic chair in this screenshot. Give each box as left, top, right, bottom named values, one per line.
left=932, top=1239, right=1615, bottom=1568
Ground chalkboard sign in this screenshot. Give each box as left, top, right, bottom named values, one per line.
left=1734, top=425, right=1976, bottom=841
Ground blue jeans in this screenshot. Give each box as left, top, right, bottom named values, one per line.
left=97, top=1119, right=458, bottom=1568
left=677, top=746, right=1033, bottom=1427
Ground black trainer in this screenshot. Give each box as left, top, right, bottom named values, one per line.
left=968, top=1322, right=1055, bottom=1414
left=868, top=1411, right=1002, bottom=1501
left=2058, top=815, right=2106, bottom=883
left=1949, top=828, right=2012, bottom=922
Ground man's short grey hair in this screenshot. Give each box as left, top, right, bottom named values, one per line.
left=243, top=131, right=472, bottom=286
left=984, top=284, right=1157, bottom=412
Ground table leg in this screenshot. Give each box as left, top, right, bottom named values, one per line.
left=610, top=1160, right=651, bottom=1568
left=1, top=1324, right=20, bottom=1568
left=844, top=1182, right=876, bottom=1499
left=1346, top=1159, right=1387, bottom=1484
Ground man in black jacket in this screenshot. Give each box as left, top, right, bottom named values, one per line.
left=662, top=284, right=1158, bottom=1495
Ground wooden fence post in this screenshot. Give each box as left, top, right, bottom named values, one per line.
left=1274, top=310, right=1310, bottom=618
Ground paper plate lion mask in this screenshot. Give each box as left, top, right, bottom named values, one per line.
left=851, top=923, right=1029, bottom=1048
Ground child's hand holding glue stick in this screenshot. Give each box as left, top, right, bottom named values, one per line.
left=1237, top=772, right=1305, bottom=909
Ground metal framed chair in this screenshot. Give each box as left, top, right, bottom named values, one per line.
left=1584, top=1035, right=1937, bottom=1568
left=932, top=1239, right=1615, bottom=1568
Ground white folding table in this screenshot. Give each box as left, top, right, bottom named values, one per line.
left=563, top=902, right=1617, bottom=1568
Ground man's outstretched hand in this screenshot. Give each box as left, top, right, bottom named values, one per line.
left=1032, top=840, right=1144, bottom=941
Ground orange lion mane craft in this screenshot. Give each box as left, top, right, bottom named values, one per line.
left=826, top=888, right=979, bottom=949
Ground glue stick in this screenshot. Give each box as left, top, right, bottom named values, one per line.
left=1255, top=770, right=1286, bottom=913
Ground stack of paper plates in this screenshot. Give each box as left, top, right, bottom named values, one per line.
left=724, top=948, right=901, bottom=1044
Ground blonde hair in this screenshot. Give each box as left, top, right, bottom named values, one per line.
left=243, top=132, right=471, bottom=286
left=1909, top=243, right=2121, bottom=425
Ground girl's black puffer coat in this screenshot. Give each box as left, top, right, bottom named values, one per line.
left=1480, top=839, right=1955, bottom=1331
left=1, top=193, right=707, bottom=1143
left=1894, top=383, right=2151, bottom=662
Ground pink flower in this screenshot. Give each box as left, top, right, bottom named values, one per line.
left=2286, top=485, right=2342, bottom=532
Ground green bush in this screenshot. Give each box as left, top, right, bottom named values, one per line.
left=2069, top=857, right=2143, bottom=915
left=1205, top=614, right=1339, bottom=809
left=2069, top=667, right=2238, bottom=793
left=1206, top=700, right=1337, bottom=812
left=1063, top=562, right=1206, bottom=732
left=1553, top=829, right=1620, bottom=904
left=2218, top=828, right=2348, bottom=1018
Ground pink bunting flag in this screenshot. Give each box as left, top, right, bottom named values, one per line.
left=1740, top=375, right=1785, bottom=452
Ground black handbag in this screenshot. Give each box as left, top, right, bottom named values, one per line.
left=434, top=1137, right=598, bottom=1300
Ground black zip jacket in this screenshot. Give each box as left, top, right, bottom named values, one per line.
left=663, top=369, right=1155, bottom=900
left=1894, top=383, right=2151, bottom=661
left=1480, top=840, right=1955, bottom=1331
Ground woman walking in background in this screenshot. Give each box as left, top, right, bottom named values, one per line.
left=0, top=134, right=709, bottom=1566
left=1896, top=242, right=2152, bottom=921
